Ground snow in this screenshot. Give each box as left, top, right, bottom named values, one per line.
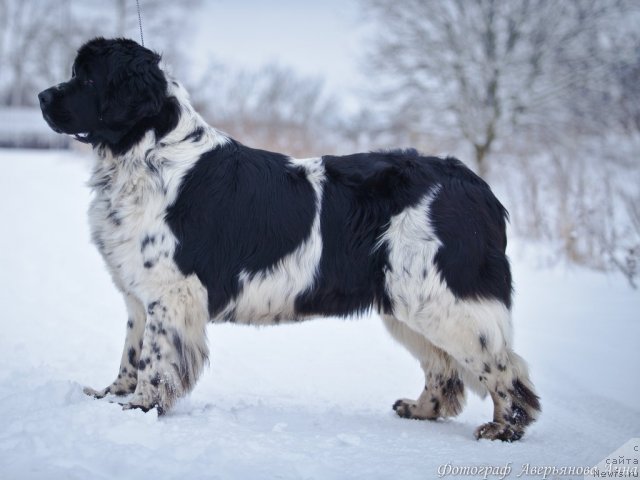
left=0, top=149, right=638, bottom=479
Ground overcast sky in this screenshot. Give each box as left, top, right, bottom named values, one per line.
left=190, top=0, right=366, bottom=108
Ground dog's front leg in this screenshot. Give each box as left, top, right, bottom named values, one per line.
left=121, top=276, right=209, bottom=414
left=84, top=293, right=146, bottom=398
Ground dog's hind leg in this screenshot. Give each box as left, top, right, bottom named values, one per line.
left=84, top=293, right=146, bottom=398
left=382, top=314, right=466, bottom=421
left=413, top=299, right=541, bottom=442
left=121, top=275, right=209, bottom=414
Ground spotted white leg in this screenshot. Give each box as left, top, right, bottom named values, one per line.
left=121, top=276, right=209, bottom=414
left=413, top=301, right=541, bottom=442
left=470, top=349, right=541, bottom=442
left=382, top=315, right=466, bottom=420
left=84, top=293, right=146, bottom=398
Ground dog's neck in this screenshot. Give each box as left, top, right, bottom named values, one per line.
left=89, top=78, right=229, bottom=205
left=93, top=96, right=180, bottom=156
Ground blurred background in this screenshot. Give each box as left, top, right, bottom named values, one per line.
left=1, top=0, right=639, bottom=287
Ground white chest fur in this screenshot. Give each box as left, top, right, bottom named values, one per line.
left=87, top=141, right=182, bottom=301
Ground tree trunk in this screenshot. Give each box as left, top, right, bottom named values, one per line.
left=474, top=143, right=489, bottom=179
left=116, top=0, right=126, bottom=36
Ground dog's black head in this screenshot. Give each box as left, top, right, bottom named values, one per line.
left=38, top=37, right=178, bottom=154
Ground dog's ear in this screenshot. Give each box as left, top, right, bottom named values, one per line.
left=99, top=48, right=167, bottom=139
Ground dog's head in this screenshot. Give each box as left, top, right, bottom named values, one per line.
left=38, top=37, right=170, bottom=149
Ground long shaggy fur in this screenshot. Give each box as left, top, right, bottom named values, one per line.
left=39, top=38, right=540, bottom=440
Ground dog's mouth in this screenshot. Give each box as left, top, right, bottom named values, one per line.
left=72, top=132, right=92, bottom=143
left=41, top=110, right=93, bottom=143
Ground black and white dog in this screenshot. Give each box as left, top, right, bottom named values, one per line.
left=39, top=38, right=539, bottom=441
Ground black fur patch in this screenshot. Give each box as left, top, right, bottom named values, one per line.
left=150, top=373, right=161, bottom=387
left=442, top=376, right=464, bottom=400
left=172, top=333, right=183, bottom=360
left=430, top=397, right=440, bottom=416
left=141, top=235, right=155, bottom=250
left=510, top=379, right=541, bottom=412
left=183, top=126, right=204, bottom=143
left=147, top=301, right=159, bottom=315
left=429, top=158, right=512, bottom=308
left=128, top=347, right=137, bottom=368
left=504, top=404, right=530, bottom=427
left=166, top=140, right=316, bottom=316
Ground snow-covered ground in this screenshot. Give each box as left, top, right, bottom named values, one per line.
left=0, top=149, right=638, bottom=479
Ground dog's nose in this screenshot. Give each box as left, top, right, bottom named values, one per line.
left=38, top=89, right=54, bottom=108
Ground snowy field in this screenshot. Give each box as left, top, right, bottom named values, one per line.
left=0, top=149, right=638, bottom=479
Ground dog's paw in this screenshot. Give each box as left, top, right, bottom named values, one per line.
left=83, top=386, right=109, bottom=398
left=82, top=385, right=135, bottom=398
left=120, top=378, right=173, bottom=415
left=474, top=421, right=523, bottom=442
left=392, top=398, right=431, bottom=420
left=120, top=389, right=162, bottom=414
left=83, top=380, right=136, bottom=399
left=120, top=400, right=164, bottom=415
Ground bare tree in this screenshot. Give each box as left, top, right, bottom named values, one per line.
left=361, top=0, right=636, bottom=178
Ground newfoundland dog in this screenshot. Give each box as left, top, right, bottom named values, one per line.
left=38, top=38, right=539, bottom=441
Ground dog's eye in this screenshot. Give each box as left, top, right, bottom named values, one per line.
left=83, top=79, right=95, bottom=87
